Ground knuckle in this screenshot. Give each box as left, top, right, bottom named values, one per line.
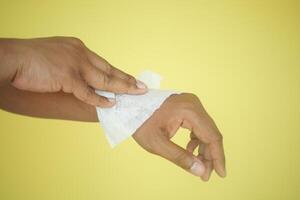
left=144, top=145, right=157, bottom=155
left=68, top=37, right=84, bottom=47
left=80, top=63, right=93, bottom=77
left=211, top=132, right=223, bottom=143
left=138, top=134, right=165, bottom=155
left=180, top=93, right=202, bottom=108
left=60, top=79, right=72, bottom=93
left=123, top=79, right=133, bottom=89
left=103, top=62, right=112, bottom=74
left=184, top=92, right=197, bottom=99
left=140, top=137, right=160, bottom=155
left=61, top=67, right=76, bottom=79
left=120, top=82, right=135, bottom=93
left=188, top=93, right=200, bottom=100
left=180, top=107, right=198, bottom=120
left=186, top=92, right=201, bottom=102
left=179, top=99, right=195, bottom=110
left=59, top=72, right=76, bottom=89
left=62, top=84, right=72, bottom=93
left=126, top=75, right=136, bottom=84
left=101, top=73, right=111, bottom=88
left=80, top=87, right=94, bottom=102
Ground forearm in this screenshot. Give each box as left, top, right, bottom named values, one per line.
left=0, top=83, right=98, bottom=122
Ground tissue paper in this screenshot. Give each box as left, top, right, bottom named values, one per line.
left=95, top=71, right=178, bottom=147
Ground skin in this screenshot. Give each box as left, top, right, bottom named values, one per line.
left=0, top=37, right=148, bottom=107
left=133, top=93, right=226, bottom=180
left=0, top=37, right=226, bottom=181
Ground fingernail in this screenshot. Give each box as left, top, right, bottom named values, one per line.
left=108, top=98, right=116, bottom=103
left=136, top=80, right=147, bottom=89
left=190, top=162, right=205, bottom=177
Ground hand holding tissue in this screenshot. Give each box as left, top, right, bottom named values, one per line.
left=95, top=71, right=179, bottom=147
left=95, top=71, right=226, bottom=180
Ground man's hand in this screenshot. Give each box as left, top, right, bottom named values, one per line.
left=0, top=82, right=225, bottom=180
left=133, top=93, right=226, bottom=181
left=0, top=37, right=147, bottom=107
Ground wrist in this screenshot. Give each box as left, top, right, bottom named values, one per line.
left=0, top=39, right=25, bottom=86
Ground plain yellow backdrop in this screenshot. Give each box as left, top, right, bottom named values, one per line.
left=0, top=0, right=299, bottom=199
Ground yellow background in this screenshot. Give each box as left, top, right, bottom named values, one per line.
left=0, top=0, right=299, bottom=199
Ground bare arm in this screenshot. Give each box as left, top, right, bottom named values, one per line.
left=0, top=83, right=98, bottom=122
left=0, top=36, right=225, bottom=181
left=0, top=37, right=147, bottom=107
left=0, top=84, right=226, bottom=181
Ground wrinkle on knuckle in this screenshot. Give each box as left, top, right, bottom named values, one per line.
left=92, top=71, right=105, bottom=88
left=79, top=63, right=94, bottom=78
left=51, top=80, right=62, bottom=92
left=102, top=73, right=111, bottom=88
left=80, top=87, right=93, bottom=102
left=66, top=77, right=79, bottom=93
left=210, top=132, right=223, bottom=143
left=126, top=75, right=136, bottom=83
left=103, top=62, right=112, bottom=74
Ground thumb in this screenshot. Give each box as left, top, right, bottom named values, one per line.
left=157, top=138, right=206, bottom=177
left=72, top=78, right=115, bottom=107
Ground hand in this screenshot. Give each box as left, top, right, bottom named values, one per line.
left=0, top=37, right=147, bottom=107
left=133, top=93, right=226, bottom=181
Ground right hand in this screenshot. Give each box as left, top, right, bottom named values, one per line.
left=133, top=93, right=226, bottom=181
left=0, top=37, right=147, bottom=107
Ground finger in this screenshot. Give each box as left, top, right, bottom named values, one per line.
left=209, top=139, right=226, bottom=177
left=156, top=137, right=205, bottom=177
left=82, top=65, right=147, bottom=94
left=198, top=144, right=213, bottom=181
left=190, top=115, right=226, bottom=178
left=186, top=139, right=199, bottom=153
left=87, top=49, right=142, bottom=83
left=186, top=132, right=199, bottom=153
left=202, top=161, right=213, bottom=181
left=72, top=78, right=115, bottom=107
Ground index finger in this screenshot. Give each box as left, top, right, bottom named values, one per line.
left=189, top=113, right=226, bottom=178
left=208, top=137, right=226, bottom=177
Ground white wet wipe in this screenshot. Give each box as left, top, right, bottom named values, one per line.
left=95, top=71, right=179, bottom=147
